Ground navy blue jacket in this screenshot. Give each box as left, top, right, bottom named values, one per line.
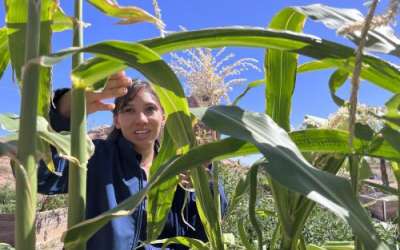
left=37, top=90, right=227, bottom=250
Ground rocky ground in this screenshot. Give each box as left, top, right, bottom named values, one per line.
left=0, top=157, right=13, bottom=188
left=0, top=125, right=113, bottom=189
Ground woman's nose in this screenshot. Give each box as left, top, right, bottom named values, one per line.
left=135, top=112, right=148, bottom=124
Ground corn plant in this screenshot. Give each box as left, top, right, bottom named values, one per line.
left=0, top=1, right=399, bottom=250
left=14, top=1, right=41, bottom=249
left=67, top=1, right=87, bottom=250
left=37, top=26, right=398, bottom=249
left=1, top=1, right=162, bottom=250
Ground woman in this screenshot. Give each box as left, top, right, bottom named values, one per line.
left=38, top=72, right=227, bottom=250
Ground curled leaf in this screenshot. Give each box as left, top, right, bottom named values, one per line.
left=87, top=0, right=165, bottom=28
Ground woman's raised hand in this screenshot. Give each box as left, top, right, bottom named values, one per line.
left=58, top=71, right=132, bottom=117
left=86, top=71, right=132, bottom=114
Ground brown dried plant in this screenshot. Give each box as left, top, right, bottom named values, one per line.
left=338, top=0, right=399, bottom=35
left=342, top=0, right=380, bottom=150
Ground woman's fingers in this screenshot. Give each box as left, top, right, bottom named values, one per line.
left=88, top=85, right=128, bottom=101
left=85, top=71, right=132, bottom=114
left=179, top=172, right=193, bottom=189
left=90, top=71, right=132, bottom=100
left=87, top=101, right=115, bottom=114
left=108, top=71, right=126, bottom=80
left=105, top=71, right=132, bottom=90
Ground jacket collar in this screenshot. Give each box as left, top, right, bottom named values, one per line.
left=116, top=134, right=142, bottom=165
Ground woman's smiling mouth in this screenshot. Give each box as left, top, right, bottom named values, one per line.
left=135, top=129, right=150, bottom=134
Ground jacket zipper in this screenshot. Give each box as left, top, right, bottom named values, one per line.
left=132, top=171, right=145, bottom=250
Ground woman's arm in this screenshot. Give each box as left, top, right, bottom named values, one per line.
left=56, top=72, right=132, bottom=118
left=38, top=71, right=132, bottom=194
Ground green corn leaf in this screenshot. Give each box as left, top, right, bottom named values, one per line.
left=290, top=129, right=400, bottom=161
left=293, top=4, right=400, bottom=57
left=147, top=236, right=208, bottom=250
left=306, top=245, right=327, bottom=250
left=5, top=0, right=56, bottom=118
left=0, top=114, right=94, bottom=167
left=0, top=113, right=19, bottom=131
left=36, top=116, right=95, bottom=166
left=270, top=221, right=281, bottom=249
left=265, top=7, right=306, bottom=131
left=38, top=28, right=400, bottom=96
left=237, top=217, right=256, bottom=250
left=382, top=94, right=400, bottom=131
left=232, top=61, right=346, bottom=106
left=191, top=105, right=389, bottom=249
left=62, top=186, right=150, bottom=248
left=390, top=161, right=400, bottom=187
left=329, top=69, right=348, bottom=107
left=291, top=154, right=347, bottom=244
left=354, top=123, right=375, bottom=141
left=86, top=0, right=164, bottom=28
left=0, top=243, right=15, bottom=250
left=381, top=125, right=400, bottom=152
left=51, top=5, right=76, bottom=32
left=71, top=57, right=126, bottom=91
left=359, top=157, right=373, bottom=180
left=1, top=135, right=53, bottom=174
left=156, top=128, right=400, bottom=163
left=147, top=129, right=178, bottom=240
left=36, top=41, right=195, bottom=151
left=363, top=180, right=400, bottom=196
left=139, top=28, right=400, bottom=94
left=386, top=94, right=400, bottom=117
left=264, top=8, right=306, bottom=244
left=0, top=27, right=10, bottom=80
left=322, top=240, right=355, bottom=250
left=255, top=209, right=277, bottom=218
left=232, top=79, right=265, bottom=106
left=191, top=166, right=224, bottom=250
left=297, top=60, right=333, bottom=73
left=248, top=164, right=263, bottom=250
left=37, top=28, right=400, bottom=102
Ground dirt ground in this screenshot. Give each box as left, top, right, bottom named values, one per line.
left=0, top=157, right=14, bottom=188
left=0, top=126, right=112, bottom=189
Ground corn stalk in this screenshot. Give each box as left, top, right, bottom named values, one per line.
left=347, top=1, right=379, bottom=248
left=15, top=0, right=41, bottom=249
left=348, top=0, right=379, bottom=149
left=67, top=1, right=87, bottom=250
left=264, top=8, right=307, bottom=249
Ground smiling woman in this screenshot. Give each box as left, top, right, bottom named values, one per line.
left=37, top=72, right=227, bottom=250
left=110, top=81, right=165, bottom=175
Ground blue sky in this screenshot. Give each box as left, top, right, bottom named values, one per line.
left=0, top=0, right=397, bottom=134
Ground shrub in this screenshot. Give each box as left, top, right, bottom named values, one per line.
left=0, top=183, right=67, bottom=214
left=219, top=162, right=398, bottom=247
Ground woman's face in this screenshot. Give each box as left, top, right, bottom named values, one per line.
left=114, top=88, right=164, bottom=151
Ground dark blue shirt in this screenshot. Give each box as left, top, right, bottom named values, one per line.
left=37, top=89, right=227, bottom=250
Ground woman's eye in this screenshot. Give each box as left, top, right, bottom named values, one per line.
left=121, top=107, right=134, bottom=113
left=145, top=106, right=156, bottom=114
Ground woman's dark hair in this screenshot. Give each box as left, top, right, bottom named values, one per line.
left=107, top=79, right=161, bottom=141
